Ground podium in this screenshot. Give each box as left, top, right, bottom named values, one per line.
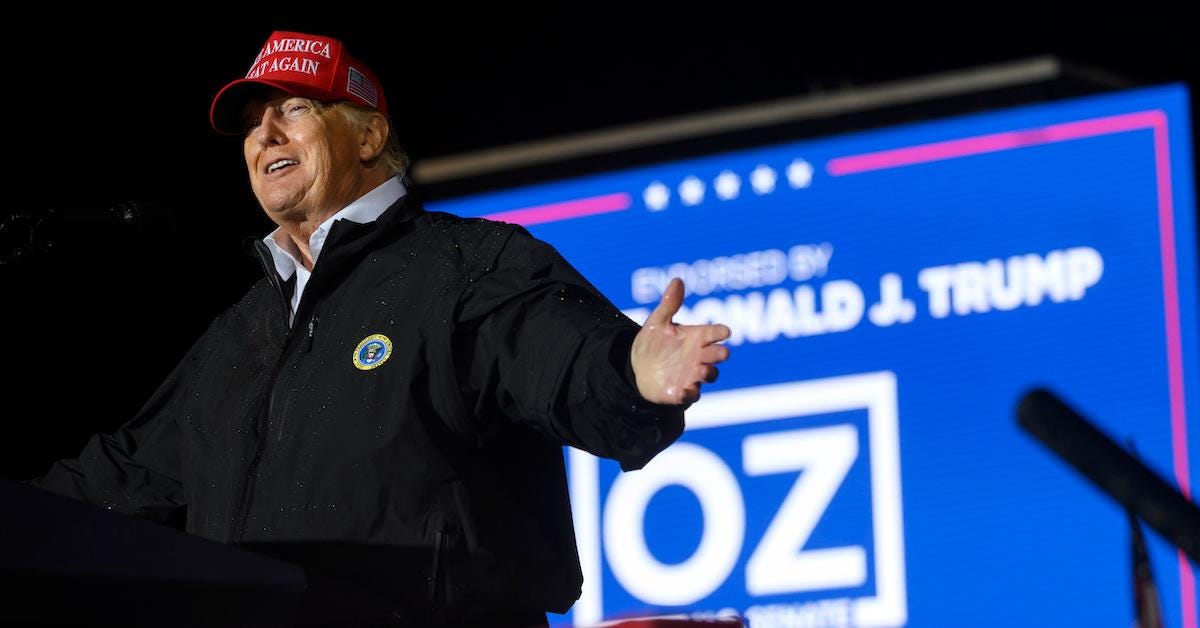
left=3, top=478, right=753, bottom=626
left=1, top=478, right=312, bottom=627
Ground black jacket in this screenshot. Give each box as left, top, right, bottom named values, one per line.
left=27, top=195, right=684, bottom=623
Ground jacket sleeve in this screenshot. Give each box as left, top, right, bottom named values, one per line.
left=437, top=225, right=684, bottom=471
left=21, top=315, right=222, bottom=524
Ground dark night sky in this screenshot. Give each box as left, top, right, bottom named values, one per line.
left=5, top=12, right=1198, bottom=475
left=10, top=13, right=1198, bottom=211
left=12, top=12, right=1199, bottom=202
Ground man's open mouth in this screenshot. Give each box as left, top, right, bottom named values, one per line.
left=266, top=159, right=299, bottom=174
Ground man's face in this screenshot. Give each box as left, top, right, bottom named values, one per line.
left=242, top=90, right=366, bottom=224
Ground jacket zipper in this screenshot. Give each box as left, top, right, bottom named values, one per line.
left=431, top=529, right=456, bottom=625
left=231, top=325, right=293, bottom=542
left=233, top=242, right=300, bottom=543
left=304, top=314, right=318, bottom=353
left=231, top=314, right=319, bottom=541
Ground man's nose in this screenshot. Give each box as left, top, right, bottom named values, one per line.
left=251, top=108, right=286, bottom=146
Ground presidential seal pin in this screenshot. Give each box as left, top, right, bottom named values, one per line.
left=353, top=334, right=393, bottom=370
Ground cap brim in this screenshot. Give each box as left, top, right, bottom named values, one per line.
left=209, top=78, right=331, bottom=135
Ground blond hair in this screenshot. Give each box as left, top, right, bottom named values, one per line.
left=328, top=101, right=410, bottom=178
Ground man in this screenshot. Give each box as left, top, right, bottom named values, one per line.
left=25, top=31, right=730, bottom=625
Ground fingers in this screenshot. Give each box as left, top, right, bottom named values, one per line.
left=666, top=382, right=700, bottom=406
left=678, top=323, right=731, bottom=345
left=704, top=324, right=732, bottom=344
left=699, top=343, right=730, bottom=365
left=670, top=363, right=716, bottom=409
left=646, top=277, right=685, bottom=327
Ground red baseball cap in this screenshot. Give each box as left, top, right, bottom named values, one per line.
left=210, top=31, right=388, bottom=135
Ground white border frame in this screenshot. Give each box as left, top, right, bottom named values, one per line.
left=569, top=370, right=907, bottom=626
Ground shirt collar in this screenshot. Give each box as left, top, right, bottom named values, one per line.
left=263, top=175, right=407, bottom=280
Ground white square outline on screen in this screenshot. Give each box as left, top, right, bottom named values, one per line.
left=568, top=370, right=908, bottom=626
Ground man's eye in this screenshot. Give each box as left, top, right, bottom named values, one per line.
left=285, top=103, right=309, bottom=116
left=243, top=119, right=261, bottom=135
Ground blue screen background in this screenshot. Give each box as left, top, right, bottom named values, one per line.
left=431, top=85, right=1200, bottom=627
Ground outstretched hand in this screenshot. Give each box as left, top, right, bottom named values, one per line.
left=630, top=278, right=731, bottom=405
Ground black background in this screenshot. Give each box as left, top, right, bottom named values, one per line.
left=5, top=11, right=1197, bottom=477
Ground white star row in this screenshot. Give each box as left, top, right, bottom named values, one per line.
left=643, top=159, right=814, bottom=211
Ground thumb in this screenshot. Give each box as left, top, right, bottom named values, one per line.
left=647, top=277, right=685, bottom=327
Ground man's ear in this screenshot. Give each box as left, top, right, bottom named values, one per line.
left=359, top=112, right=389, bottom=163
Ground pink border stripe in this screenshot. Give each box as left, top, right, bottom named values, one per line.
left=1153, top=114, right=1199, bottom=628
left=827, top=112, right=1163, bottom=175
left=829, top=109, right=1196, bottom=627
left=483, top=192, right=632, bottom=226
left=1151, top=111, right=1193, bottom=503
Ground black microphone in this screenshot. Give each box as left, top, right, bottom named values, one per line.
left=1, top=202, right=175, bottom=264
left=1017, top=388, right=1200, bottom=565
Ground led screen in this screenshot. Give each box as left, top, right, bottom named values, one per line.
left=431, top=84, right=1200, bottom=627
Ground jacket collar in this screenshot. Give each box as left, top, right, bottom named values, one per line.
left=246, top=187, right=427, bottom=322
left=263, top=176, right=411, bottom=281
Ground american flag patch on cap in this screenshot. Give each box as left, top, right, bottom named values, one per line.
left=346, top=67, right=379, bottom=107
